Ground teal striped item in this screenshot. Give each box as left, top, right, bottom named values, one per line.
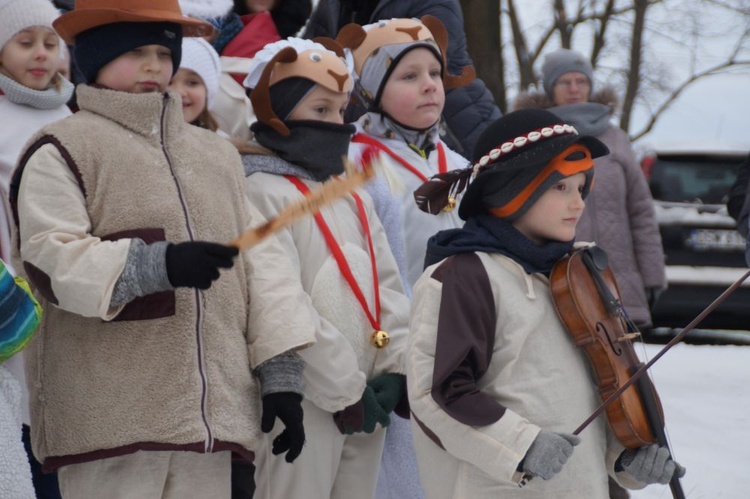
left=0, top=260, right=42, bottom=363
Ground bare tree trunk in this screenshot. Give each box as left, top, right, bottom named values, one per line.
left=620, top=0, right=648, bottom=133
left=554, top=0, right=572, bottom=48
left=460, top=0, right=507, bottom=112
left=591, top=0, right=616, bottom=66
left=507, top=0, right=536, bottom=91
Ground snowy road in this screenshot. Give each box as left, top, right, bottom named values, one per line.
left=623, top=343, right=749, bottom=499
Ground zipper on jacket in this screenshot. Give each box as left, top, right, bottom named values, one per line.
left=160, top=96, right=214, bottom=453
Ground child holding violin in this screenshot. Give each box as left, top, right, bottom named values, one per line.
left=405, top=109, right=685, bottom=498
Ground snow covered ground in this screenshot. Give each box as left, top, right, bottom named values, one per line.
left=625, top=343, right=750, bottom=499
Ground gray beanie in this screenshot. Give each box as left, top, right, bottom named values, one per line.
left=541, top=48, right=594, bottom=98
left=0, top=0, right=60, bottom=53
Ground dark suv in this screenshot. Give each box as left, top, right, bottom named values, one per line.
left=640, top=142, right=749, bottom=330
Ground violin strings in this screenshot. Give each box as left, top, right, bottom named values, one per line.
left=631, top=326, right=681, bottom=465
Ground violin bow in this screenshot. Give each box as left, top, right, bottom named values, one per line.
left=230, top=154, right=377, bottom=251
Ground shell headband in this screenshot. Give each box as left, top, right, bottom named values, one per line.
left=472, top=124, right=579, bottom=177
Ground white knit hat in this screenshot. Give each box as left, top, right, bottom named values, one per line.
left=0, top=0, right=60, bottom=53
left=178, top=0, right=233, bottom=19
left=179, top=37, right=222, bottom=110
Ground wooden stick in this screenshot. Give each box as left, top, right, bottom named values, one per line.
left=230, top=158, right=375, bottom=251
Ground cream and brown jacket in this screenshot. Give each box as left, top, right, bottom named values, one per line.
left=407, top=252, right=643, bottom=498
left=10, top=85, right=315, bottom=471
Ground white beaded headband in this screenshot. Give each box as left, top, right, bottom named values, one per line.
left=472, top=124, right=579, bottom=177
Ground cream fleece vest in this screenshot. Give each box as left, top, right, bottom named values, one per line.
left=15, top=86, right=262, bottom=470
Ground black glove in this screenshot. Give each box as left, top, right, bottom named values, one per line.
left=261, top=392, right=305, bottom=463
left=333, top=397, right=365, bottom=434
left=165, top=241, right=238, bottom=290
left=619, top=444, right=686, bottom=484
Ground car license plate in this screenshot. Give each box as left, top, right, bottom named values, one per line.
left=686, top=228, right=745, bottom=251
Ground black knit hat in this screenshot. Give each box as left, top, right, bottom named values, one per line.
left=268, top=77, right=317, bottom=120
left=74, top=21, right=183, bottom=83
left=413, top=109, right=609, bottom=220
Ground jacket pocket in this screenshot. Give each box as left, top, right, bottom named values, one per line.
left=102, top=228, right=175, bottom=322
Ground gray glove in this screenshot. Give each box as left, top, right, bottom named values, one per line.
left=620, top=444, right=686, bottom=484
left=522, top=431, right=580, bottom=480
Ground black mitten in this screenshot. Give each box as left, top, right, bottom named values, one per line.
left=333, top=398, right=365, bottom=435
left=261, top=392, right=305, bottom=463
left=332, top=386, right=390, bottom=435
left=165, top=241, right=238, bottom=289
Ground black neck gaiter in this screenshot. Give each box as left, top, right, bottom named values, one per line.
left=251, top=120, right=356, bottom=181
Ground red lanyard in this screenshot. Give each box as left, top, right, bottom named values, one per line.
left=352, top=133, right=447, bottom=183
left=285, top=175, right=381, bottom=332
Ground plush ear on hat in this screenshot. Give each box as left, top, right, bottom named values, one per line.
left=420, top=15, right=475, bottom=89
left=312, top=36, right=346, bottom=58
left=335, top=23, right=367, bottom=51
left=250, top=47, right=298, bottom=137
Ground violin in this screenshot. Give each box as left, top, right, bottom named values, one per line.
left=549, top=244, right=685, bottom=499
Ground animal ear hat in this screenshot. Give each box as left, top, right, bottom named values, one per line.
left=53, top=0, right=214, bottom=45
left=336, top=16, right=475, bottom=107
left=243, top=37, right=353, bottom=136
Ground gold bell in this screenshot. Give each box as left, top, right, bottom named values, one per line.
left=442, top=196, right=456, bottom=212
left=370, top=330, right=390, bottom=349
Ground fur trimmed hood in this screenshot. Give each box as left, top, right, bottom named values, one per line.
left=513, top=86, right=619, bottom=113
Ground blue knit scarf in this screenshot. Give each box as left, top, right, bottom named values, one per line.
left=209, top=13, right=244, bottom=54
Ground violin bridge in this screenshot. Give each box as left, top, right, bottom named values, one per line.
left=616, top=332, right=640, bottom=343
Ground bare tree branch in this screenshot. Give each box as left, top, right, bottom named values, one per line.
left=631, top=59, right=750, bottom=140
left=507, top=0, right=536, bottom=89
left=591, top=0, right=616, bottom=66
left=530, top=3, right=639, bottom=63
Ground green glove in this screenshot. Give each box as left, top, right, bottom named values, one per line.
left=335, top=386, right=390, bottom=435
left=367, top=373, right=405, bottom=414
left=360, top=385, right=391, bottom=433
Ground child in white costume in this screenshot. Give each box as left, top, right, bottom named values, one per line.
left=407, top=109, right=685, bottom=498
left=339, top=16, right=473, bottom=290
left=337, top=17, right=474, bottom=498
left=0, top=0, right=73, bottom=265
left=242, top=37, right=409, bottom=499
